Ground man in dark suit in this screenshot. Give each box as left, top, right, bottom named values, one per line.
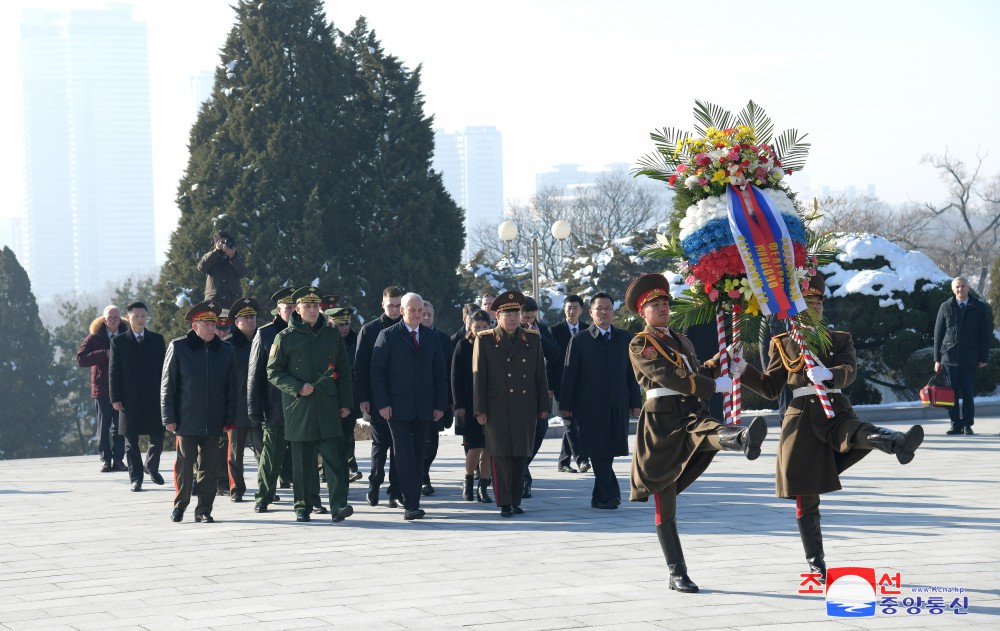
left=354, top=286, right=404, bottom=507
left=549, top=294, right=589, bottom=473
left=224, top=297, right=260, bottom=502
left=559, top=292, right=642, bottom=509
left=419, top=300, right=454, bottom=496
left=934, top=276, right=995, bottom=435
left=519, top=297, right=560, bottom=498
left=370, top=292, right=448, bottom=520
left=109, top=302, right=167, bottom=492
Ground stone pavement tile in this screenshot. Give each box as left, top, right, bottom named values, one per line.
left=207, top=619, right=334, bottom=631
left=469, top=619, right=596, bottom=631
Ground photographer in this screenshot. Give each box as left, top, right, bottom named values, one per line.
left=197, top=231, right=248, bottom=308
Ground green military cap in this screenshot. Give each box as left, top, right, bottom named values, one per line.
left=320, top=294, right=339, bottom=310
left=324, top=307, right=354, bottom=324
left=291, top=286, right=322, bottom=304
left=185, top=300, right=222, bottom=322
left=490, top=290, right=525, bottom=313
left=270, top=287, right=295, bottom=304
left=229, top=297, right=260, bottom=319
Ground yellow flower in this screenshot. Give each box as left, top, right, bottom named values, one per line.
left=712, top=169, right=728, bottom=183
left=745, top=295, right=761, bottom=316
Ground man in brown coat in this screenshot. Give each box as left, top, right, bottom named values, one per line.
left=625, top=274, right=767, bottom=594
left=473, top=291, right=549, bottom=518
left=740, top=274, right=923, bottom=583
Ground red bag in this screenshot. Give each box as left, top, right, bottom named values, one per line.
left=919, top=373, right=955, bottom=408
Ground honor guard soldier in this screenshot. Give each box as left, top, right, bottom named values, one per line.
left=740, top=274, right=924, bottom=582
left=267, top=286, right=355, bottom=523
left=472, top=291, right=550, bottom=518
left=162, top=300, right=237, bottom=523
left=624, top=274, right=767, bottom=593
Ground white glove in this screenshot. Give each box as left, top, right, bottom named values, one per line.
left=714, top=374, right=733, bottom=393
left=807, top=366, right=833, bottom=384
left=726, top=344, right=747, bottom=375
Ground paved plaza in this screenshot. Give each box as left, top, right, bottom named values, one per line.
left=1, top=414, right=998, bottom=630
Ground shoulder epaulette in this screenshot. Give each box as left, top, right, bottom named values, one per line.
left=522, top=327, right=539, bottom=334
left=772, top=331, right=791, bottom=340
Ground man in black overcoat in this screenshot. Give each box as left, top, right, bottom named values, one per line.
left=110, top=302, right=167, bottom=492
left=550, top=294, right=590, bottom=473
left=559, top=292, right=641, bottom=509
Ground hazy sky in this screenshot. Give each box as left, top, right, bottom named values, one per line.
left=1, top=0, right=998, bottom=265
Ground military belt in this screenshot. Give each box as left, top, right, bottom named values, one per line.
left=791, top=386, right=841, bottom=399
left=646, top=387, right=685, bottom=400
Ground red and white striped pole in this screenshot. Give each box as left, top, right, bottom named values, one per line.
left=730, top=319, right=742, bottom=425
left=716, top=307, right=732, bottom=423
left=789, top=321, right=835, bottom=419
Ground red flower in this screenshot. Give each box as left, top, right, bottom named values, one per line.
left=669, top=174, right=678, bottom=186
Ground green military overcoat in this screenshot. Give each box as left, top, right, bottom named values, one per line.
left=629, top=325, right=722, bottom=502
left=741, top=330, right=871, bottom=498
left=267, top=313, right=353, bottom=442
left=472, top=326, right=549, bottom=457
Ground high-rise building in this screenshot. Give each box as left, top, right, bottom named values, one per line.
left=20, top=5, right=155, bottom=299
left=433, top=126, right=503, bottom=250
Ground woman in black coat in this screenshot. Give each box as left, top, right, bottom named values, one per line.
left=451, top=309, right=493, bottom=502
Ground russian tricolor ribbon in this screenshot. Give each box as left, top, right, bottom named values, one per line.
left=726, top=184, right=806, bottom=319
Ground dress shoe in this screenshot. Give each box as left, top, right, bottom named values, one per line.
left=148, top=470, right=165, bottom=485
left=216, top=487, right=229, bottom=497
left=946, top=426, right=963, bottom=435
left=593, top=499, right=619, bottom=510
left=273, top=493, right=281, bottom=501
left=558, top=465, right=578, bottom=473
left=421, top=483, right=435, bottom=496
left=349, top=470, right=364, bottom=482
left=112, top=461, right=129, bottom=472
left=403, top=509, right=426, bottom=520
left=295, top=513, right=310, bottom=522
left=500, top=505, right=513, bottom=518
left=231, top=493, right=243, bottom=503
left=388, top=497, right=402, bottom=509
left=964, top=426, right=975, bottom=435
left=511, top=505, right=524, bottom=515
left=331, top=505, right=354, bottom=523
left=254, top=502, right=268, bottom=513
left=579, top=460, right=592, bottom=473
left=194, top=514, right=214, bottom=523
left=279, top=481, right=292, bottom=489
left=100, top=463, right=113, bottom=473
left=130, top=482, right=142, bottom=492
left=170, top=508, right=183, bottom=522
left=365, top=487, right=379, bottom=506
left=312, top=505, right=328, bottom=515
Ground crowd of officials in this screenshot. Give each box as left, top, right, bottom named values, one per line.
left=76, top=231, right=983, bottom=592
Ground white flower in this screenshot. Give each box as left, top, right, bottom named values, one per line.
left=684, top=175, right=700, bottom=190
left=770, top=167, right=784, bottom=180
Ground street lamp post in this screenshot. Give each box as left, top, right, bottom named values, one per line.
left=497, top=220, right=572, bottom=306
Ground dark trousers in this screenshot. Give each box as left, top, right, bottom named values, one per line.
left=255, top=425, right=291, bottom=505
left=945, top=364, right=977, bottom=427
left=590, top=456, right=620, bottom=505
left=249, top=425, right=265, bottom=461
left=290, top=437, right=348, bottom=515
left=524, top=418, right=548, bottom=484
left=367, top=413, right=399, bottom=499
left=94, top=398, right=124, bottom=464
left=491, top=455, right=526, bottom=507
left=387, top=419, right=429, bottom=511
left=215, top=435, right=229, bottom=492
left=227, top=427, right=251, bottom=495
left=173, top=434, right=220, bottom=516
left=124, top=428, right=163, bottom=484
left=342, top=418, right=358, bottom=473
left=558, top=418, right=584, bottom=468
left=423, top=429, right=440, bottom=484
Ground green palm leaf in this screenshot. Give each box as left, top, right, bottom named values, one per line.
left=773, top=128, right=811, bottom=172
left=693, top=100, right=733, bottom=137
left=735, top=100, right=774, bottom=145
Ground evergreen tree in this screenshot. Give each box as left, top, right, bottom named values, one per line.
left=0, top=247, right=70, bottom=459
left=152, top=0, right=349, bottom=339
left=338, top=19, right=465, bottom=319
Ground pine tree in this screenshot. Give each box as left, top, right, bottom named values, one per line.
left=0, top=247, right=71, bottom=459
left=152, top=0, right=349, bottom=339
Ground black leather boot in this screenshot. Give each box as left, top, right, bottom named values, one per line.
left=717, top=416, right=768, bottom=460
left=797, top=513, right=826, bottom=583
left=462, top=475, right=474, bottom=501
left=656, top=519, right=699, bottom=593
left=860, top=425, right=924, bottom=464
left=478, top=478, right=492, bottom=503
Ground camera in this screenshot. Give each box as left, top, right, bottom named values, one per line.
left=218, top=237, right=235, bottom=249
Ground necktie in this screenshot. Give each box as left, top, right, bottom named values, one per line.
left=136, top=334, right=143, bottom=345
left=571, top=326, right=577, bottom=336
left=411, top=330, right=420, bottom=352
left=604, top=331, right=612, bottom=343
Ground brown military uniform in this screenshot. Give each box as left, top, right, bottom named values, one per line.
left=473, top=325, right=549, bottom=507
left=629, top=324, right=722, bottom=502
left=741, top=330, right=871, bottom=498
